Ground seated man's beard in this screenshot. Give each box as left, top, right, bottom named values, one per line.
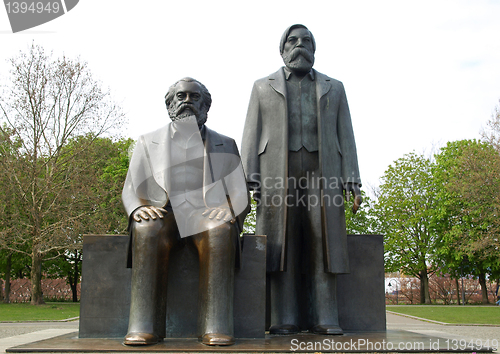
left=282, top=48, right=315, bottom=73
left=168, top=104, right=208, bottom=127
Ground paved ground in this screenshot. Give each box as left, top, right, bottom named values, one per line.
left=0, top=313, right=499, bottom=353
left=0, top=321, right=78, bottom=353
left=386, top=312, right=500, bottom=350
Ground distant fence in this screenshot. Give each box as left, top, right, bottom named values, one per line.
left=1, top=278, right=80, bottom=303
left=385, top=275, right=498, bottom=305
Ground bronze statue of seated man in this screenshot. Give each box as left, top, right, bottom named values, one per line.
left=122, top=77, right=249, bottom=346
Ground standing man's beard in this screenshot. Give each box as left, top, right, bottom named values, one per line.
left=168, top=103, right=208, bottom=127
left=282, top=48, right=315, bottom=73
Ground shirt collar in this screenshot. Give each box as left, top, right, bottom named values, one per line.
left=170, top=122, right=206, bottom=141
left=284, top=66, right=315, bottom=81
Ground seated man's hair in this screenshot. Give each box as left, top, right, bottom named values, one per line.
left=164, top=77, right=212, bottom=112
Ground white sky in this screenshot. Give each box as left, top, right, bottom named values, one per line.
left=1, top=0, right=500, bottom=191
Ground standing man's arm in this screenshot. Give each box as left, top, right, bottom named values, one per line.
left=336, top=82, right=362, bottom=213
left=241, top=83, right=263, bottom=200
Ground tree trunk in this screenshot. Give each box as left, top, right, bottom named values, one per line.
left=478, top=272, right=489, bottom=304
left=67, top=251, right=81, bottom=302
left=30, top=250, right=45, bottom=305
left=419, top=269, right=431, bottom=304
left=455, top=277, right=460, bottom=305
left=496, top=279, right=500, bottom=304
left=71, top=254, right=79, bottom=302
left=419, top=275, right=425, bottom=303
left=3, top=253, right=12, bottom=303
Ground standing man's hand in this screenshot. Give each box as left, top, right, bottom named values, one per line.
left=344, top=183, right=362, bottom=214
left=132, top=206, right=168, bottom=222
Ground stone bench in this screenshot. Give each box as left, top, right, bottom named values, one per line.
left=79, top=234, right=385, bottom=339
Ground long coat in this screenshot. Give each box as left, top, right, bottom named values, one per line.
left=241, top=67, right=361, bottom=274
left=122, top=122, right=250, bottom=267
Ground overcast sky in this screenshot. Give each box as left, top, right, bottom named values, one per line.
left=1, top=0, right=500, bottom=191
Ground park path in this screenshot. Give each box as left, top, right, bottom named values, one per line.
left=387, top=312, right=500, bottom=351
left=0, top=313, right=499, bottom=353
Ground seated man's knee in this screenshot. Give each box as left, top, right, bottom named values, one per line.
left=193, top=222, right=237, bottom=249
left=132, top=218, right=169, bottom=238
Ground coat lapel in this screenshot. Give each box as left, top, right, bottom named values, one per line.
left=146, top=123, right=171, bottom=192
left=315, top=70, right=332, bottom=99
left=268, top=68, right=287, bottom=100
left=204, top=126, right=225, bottom=189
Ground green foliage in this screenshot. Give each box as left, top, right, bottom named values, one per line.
left=376, top=152, right=438, bottom=275
left=433, top=140, right=500, bottom=281
left=43, top=136, right=133, bottom=301
left=345, top=190, right=381, bottom=234
left=375, top=152, right=437, bottom=303
left=0, top=43, right=126, bottom=304
left=243, top=195, right=257, bottom=234
left=243, top=189, right=379, bottom=236
left=0, top=250, right=30, bottom=279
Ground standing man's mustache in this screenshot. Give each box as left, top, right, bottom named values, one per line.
left=290, top=48, right=313, bottom=62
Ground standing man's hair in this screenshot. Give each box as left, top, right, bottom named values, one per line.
left=279, top=24, right=316, bottom=55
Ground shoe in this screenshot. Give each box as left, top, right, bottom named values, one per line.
left=200, top=333, right=235, bottom=346
left=123, top=332, right=159, bottom=345
left=269, top=324, right=300, bottom=335
left=311, top=324, right=343, bottom=335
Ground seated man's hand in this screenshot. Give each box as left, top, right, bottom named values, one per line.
left=132, top=206, right=168, bottom=222
left=202, top=207, right=235, bottom=224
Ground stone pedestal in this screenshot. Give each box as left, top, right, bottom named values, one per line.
left=79, top=234, right=385, bottom=339
left=79, top=234, right=266, bottom=338
left=338, top=234, right=386, bottom=331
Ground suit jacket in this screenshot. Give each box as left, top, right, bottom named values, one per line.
left=123, top=122, right=250, bottom=267
left=241, top=67, right=361, bottom=274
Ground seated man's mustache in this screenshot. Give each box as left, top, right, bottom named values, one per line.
left=177, top=103, right=199, bottom=115
left=290, top=48, right=313, bottom=62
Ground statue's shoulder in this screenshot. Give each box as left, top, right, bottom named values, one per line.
left=140, top=124, right=170, bottom=144
left=252, top=68, right=283, bottom=90
left=206, top=126, right=235, bottom=145
left=252, top=76, right=269, bottom=91
left=314, top=70, right=343, bottom=87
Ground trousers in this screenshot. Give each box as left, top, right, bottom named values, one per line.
left=127, top=209, right=237, bottom=338
left=269, top=148, right=339, bottom=329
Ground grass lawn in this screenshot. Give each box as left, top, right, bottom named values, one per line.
left=387, top=305, right=500, bottom=325
left=0, top=302, right=80, bottom=322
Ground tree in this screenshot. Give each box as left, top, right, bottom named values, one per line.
left=433, top=139, right=500, bottom=304
left=243, top=189, right=381, bottom=236
left=243, top=196, right=257, bottom=235
left=481, top=100, right=500, bottom=151
left=0, top=43, right=125, bottom=304
left=375, top=152, right=438, bottom=304
left=345, top=190, right=381, bottom=235
left=0, top=125, right=28, bottom=303
left=43, top=136, right=132, bottom=302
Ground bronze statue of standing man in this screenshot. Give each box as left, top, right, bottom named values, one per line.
left=241, top=24, right=362, bottom=335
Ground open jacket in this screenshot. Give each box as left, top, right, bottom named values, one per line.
left=241, top=67, right=361, bottom=274
left=123, top=123, right=250, bottom=267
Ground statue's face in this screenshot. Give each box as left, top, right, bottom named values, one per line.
left=281, top=27, right=315, bottom=74
left=169, top=81, right=204, bottom=121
